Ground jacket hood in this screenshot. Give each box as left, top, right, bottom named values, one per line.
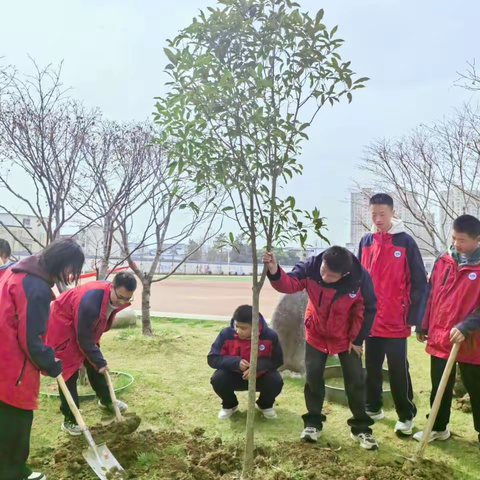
left=449, top=245, right=480, bottom=266
left=230, top=312, right=268, bottom=333
left=12, top=256, right=53, bottom=286
left=371, top=217, right=405, bottom=236
left=313, top=251, right=363, bottom=293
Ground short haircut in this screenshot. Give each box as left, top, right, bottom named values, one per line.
left=113, top=271, right=137, bottom=291
left=369, top=193, right=394, bottom=208
left=0, top=239, right=11, bottom=258
left=322, top=246, right=353, bottom=275
left=453, top=214, right=480, bottom=239
left=39, top=238, right=85, bottom=285
left=233, top=305, right=253, bottom=324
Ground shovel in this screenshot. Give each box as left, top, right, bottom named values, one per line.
left=57, top=374, right=126, bottom=479
left=104, top=370, right=124, bottom=423
left=414, top=342, right=460, bottom=460
left=396, top=342, right=460, bottom=463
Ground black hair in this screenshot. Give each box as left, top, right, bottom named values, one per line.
left=369, top=193, right=394, bottom=208
left=453, top=214, right=480, bottom=239
left=322, top=246, right=353, bottom=275
left=233, top=305, right=253, bottom=324
left=39, top=238, right=85, bottom=285
left=113, top=271, right=137, bottom=291
left=0, top=239, right=11, bottom=259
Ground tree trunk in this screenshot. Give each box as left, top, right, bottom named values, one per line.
left=141, top=280, right=153, bottom=336
left=242, top=285, right=261, bottom=478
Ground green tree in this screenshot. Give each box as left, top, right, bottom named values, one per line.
left=154, top=0, right=367, bottom=475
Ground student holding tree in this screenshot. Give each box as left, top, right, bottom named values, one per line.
left=263, top=246, right=378, bottom=450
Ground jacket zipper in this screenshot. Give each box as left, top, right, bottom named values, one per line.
left=317, top=290, right=323, bottom=307
left=442, top=267, right=451, bottom=286
left=369, top=252, right=374, bottom=271
left=15, top=357, right=27, bottom=386
left=54, top=338, right=70, bottom=352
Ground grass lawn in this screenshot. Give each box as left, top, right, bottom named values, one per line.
left=30, top=317, right=480, bottom=479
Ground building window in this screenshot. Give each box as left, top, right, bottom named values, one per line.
left=23, top=218, right=31, bottom=227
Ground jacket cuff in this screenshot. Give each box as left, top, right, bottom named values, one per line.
left=267, top=266, right=281, bottom=282
left=44, top=359, right=62, bottom=379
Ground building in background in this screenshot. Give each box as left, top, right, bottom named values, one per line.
left=0, top=213, right=46, bottom=254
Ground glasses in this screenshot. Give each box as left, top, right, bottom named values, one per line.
left=114, top=287, right=134, bottom=303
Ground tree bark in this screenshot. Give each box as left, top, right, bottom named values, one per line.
left=242, top=283, right=260, bottom=478
left=141, top=280, right=153, bottom=336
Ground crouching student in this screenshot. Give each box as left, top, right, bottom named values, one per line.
left=45, top=271, right=137, bottom=435
left=264, top=246, right=378, bottom=450
left=415, top=215, right=480, bottom=444
left=208, top=305, right=284, bottom=420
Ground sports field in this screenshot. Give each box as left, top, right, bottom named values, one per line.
left=129, top=275, right=282, bottom=319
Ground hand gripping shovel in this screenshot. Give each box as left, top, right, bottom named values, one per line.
left=57, top=374, right=126, bottom=479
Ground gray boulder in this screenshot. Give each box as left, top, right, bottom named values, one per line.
left=112, top=307, right=137, bottom=329
left=271, top=291, right=308, bottom=374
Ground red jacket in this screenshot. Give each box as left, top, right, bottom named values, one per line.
left=267, top=252, right=377, bottom=355
left=46, top=281, right=129, bottom=381
left=207, top=314, right=283, bottom=376
left=358, top=219, right=427, bottom=338
left=421, top=251, right=480, bottom=365
left=0, top=257, right=62, bottom=410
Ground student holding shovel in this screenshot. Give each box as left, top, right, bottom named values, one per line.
left=0, top=239, right=85, bottom=480
left=415, top=215, right=480, bottom=444
left=46, top=271, right=137, bottom=435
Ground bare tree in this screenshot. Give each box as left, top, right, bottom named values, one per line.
left=115, top=143, right=222, bottom=335
left=79, top=120, right=161, bottom=279
left=0, top=60, right=102, bottom=254
left=456, top=60, right=480, bottom=92
left=360, top=104, right=480, bottom=256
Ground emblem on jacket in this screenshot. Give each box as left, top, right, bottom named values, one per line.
left=259, top=344, right=265, bottom=351
left=394, top=251, right=402, bottom=258
left=469, top=272, right=477, bottom=281
left=349, top=293, right=357, bottom=299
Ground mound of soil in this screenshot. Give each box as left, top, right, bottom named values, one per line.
left=33, top=425, right=455, bottom=480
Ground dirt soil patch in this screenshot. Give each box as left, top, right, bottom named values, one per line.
left=31, top=423, right=456, bottom=480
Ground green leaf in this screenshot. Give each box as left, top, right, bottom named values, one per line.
left=164, top=48, right=178, bottom=65
left=330, top=25, right=338, bottom=37
left=229, top=232, right=235, bottom=243
left=347, top=92, right=353, bottom=103
left=315, top=9, right=324, bottom=24
left=222, top=206, right=234, bottom=212
left=354, top=77, right=370, bottom=84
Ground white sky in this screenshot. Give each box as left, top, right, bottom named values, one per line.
left=1, top=0, right=479, bottom=246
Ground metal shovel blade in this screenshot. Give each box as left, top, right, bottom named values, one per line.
left=83, top=443, right=126, bottom=480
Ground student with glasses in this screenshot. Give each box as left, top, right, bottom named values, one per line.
left=45, top=271, right=137, bottom=436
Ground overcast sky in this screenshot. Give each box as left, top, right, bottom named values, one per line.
left=1, top=0, right=479, bottom=246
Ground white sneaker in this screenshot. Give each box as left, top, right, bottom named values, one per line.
left=98, top=399, right=128, bottom=413
left=366, top=409, right=385, bottom=421
left=61, top=421, right=82, bottom=436
left=413, top=429, right=450, bottom=443
left=394, top=419, right=414, bottom=435
left=218, top=406, right=239, bottom=419
left=259, top=407, right=277, bottom=419
left=300, top=427, right=320, bottom=443
left=350, top=432, right=379, bottom=450
left=28, top=473, right=46, bottom=480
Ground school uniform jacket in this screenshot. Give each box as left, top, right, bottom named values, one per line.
left=46, top=281, right=130, bottom=381
left=267, top=252, right=377, bottom=355
left=207, top=314, right=283, bottom=376
left=0, top=256, right=62, bottom=410
left=421, top=250, right=480, bottom=365
left=358, top=218, right=427, bottom=338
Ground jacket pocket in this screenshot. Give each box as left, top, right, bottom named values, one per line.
left=442, top=267, right=451, bottom=287
left=15, top=357, right=27, bottom=386
left=55, top=338, right=70, bottom=353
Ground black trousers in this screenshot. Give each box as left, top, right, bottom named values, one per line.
left=365, top=337, right=417, bottom=422
left=0, top=400, right=33, bottom=480
left=210, top=369, right=283, bottom=410
left=430, top=355, right=480, bottom=436
left=59, top=360, right=111, bottom=423
left=302, top=343, right=374, bottom=435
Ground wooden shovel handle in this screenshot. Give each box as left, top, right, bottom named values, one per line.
left=57, top=374, right=87, bottom=430
left=104, top=370, right=123, bottom=422
left=416, top=342, right=460, bottom=459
